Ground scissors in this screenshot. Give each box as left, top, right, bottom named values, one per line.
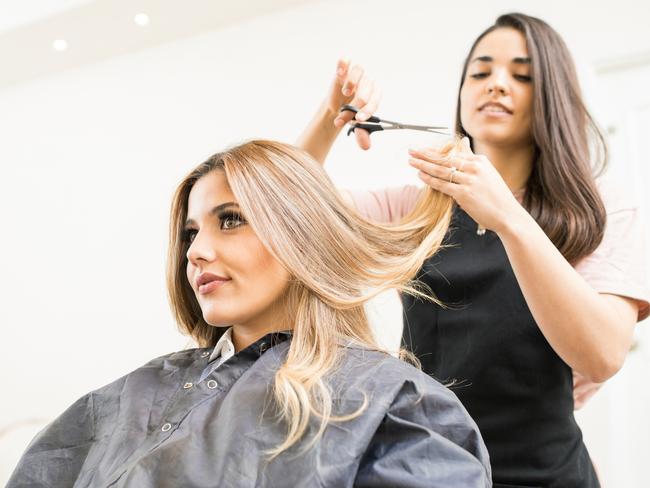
left=340, top=104, right=449, bottom=136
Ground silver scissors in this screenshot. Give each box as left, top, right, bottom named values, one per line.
left=340, top=104, right=449, bottom=136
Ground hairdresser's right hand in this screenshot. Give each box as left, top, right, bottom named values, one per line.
left=328, top=59, right=382, bottom=150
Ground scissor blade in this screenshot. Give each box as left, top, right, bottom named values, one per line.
left=398, top=123, right=448, bottom=131
left=381, top=125, right=449, bottom=135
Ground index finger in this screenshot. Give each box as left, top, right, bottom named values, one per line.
left=334, top=58, right=350, bottom=89
left=334, top=105, right=357, bottom=127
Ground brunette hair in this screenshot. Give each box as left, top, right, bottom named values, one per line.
left=455, top=12, right=607, bottom=263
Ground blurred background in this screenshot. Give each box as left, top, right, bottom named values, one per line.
left=1, top=0, right=649, bottom=485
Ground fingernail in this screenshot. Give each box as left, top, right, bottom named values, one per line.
left=342, top=88, right=351, bottom=96
left=334, top=118, right=343, bottom=127
left=356, top=111, right=369, bottom=121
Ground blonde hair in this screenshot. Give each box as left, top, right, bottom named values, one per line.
left=167, top=139, right=455, bottom=457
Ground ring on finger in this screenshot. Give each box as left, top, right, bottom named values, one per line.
left=449, top=166, right=458, bottom=184
left=449, top=156, right=465, bottom=172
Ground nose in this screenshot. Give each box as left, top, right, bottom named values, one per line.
left=186, top=230, right=217, bottom=267
left=486, top=69, right=509, bottom=96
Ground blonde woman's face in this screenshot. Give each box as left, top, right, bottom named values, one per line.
left=460, top=27, right=534, bottom=148
left=184, top=170, right=291, bottom=330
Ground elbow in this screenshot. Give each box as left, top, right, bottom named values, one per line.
left=582, top=352, right=626, bottom=384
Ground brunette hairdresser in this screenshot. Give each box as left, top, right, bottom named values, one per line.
left=298, top=12, right=649, bottom=488
left=454, top=15, right=607, bottom=264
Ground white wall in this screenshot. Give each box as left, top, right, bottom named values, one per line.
left=1, top=0, right=649, bottom=485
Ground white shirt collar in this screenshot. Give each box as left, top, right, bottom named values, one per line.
left=208, top=327, right=235, bottom=364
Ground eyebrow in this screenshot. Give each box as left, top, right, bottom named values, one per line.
left=185, top=202, right=239, bottom=227
left=471, top=55, right=531, bottom=64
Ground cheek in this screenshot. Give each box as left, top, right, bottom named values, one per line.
left=230, top=236, right=290, bottom=296
left=514, top=88, right=534, bottom=131
left=250, top=247, right=290, bottom=296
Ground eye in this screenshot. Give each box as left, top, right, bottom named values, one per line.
left=514, top=74, right=532, bottom=82
left=182, top=228, right=198, bottom=243
left=470, top=72, right=489, bottom=79
left=219, top=211, right=246, bottom=230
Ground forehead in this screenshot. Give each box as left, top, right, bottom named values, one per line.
left=472, top=27, right=529, bottom=61
left=187, top=170, right=235, bottom=216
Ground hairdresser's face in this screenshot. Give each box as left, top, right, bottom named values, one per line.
left=460, top=27, right=534, bottom=149
left=185, top=171, right=291, bottom=330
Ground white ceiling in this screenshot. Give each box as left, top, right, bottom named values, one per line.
left=1, top=0, right=649, bottom=91
left=0, top=0, right=317, bottom=90
left=0, top=0, right=93, bottom=33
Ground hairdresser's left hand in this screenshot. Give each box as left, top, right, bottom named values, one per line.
left=408, top=138, right=526, bottom=235
left=573, top=370, right=603, bottom=410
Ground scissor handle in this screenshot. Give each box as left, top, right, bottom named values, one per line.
left=339, top=104, right=381, bottom=123
left=346, top=123, right=385, bottom=136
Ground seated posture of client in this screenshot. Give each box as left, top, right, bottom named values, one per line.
left=8, top=140, right=490, bottom=487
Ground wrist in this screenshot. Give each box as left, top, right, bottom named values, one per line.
left=319, top=99, right=340, bottom=123
left=495, top=202, right=534, bottom=241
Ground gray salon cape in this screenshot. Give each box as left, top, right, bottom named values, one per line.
left=9, top=333, right=491, bottom=487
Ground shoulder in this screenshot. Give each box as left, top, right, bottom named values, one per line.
left=575, top=174, right=650, bottom=320
left=343, top=348, right=491, bottom=481
left=139, top=348, right=207, bottom=368
left=89, top=348, right=206, bottom=396
left=336, top=347, right=460, bottom=405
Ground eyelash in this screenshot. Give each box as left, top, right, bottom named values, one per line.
left=182, top=211, right=247, bottom=243
left=470, top=73, right=532, bottom=82
left=218, top=211, right=246, bottom=230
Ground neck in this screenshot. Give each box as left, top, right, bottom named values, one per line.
left=230, top=305, right=291, bottom=352
left=473, top=140, right=535, bottom=192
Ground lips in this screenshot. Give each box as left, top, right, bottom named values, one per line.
left=196, top=272, right=230, bottom=295
left=479, top=101, right=513, bottom=114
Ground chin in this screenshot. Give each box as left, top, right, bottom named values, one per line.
left=200, top=303, right=241, bottom=327
left=469, top=128, right=520, bottom=147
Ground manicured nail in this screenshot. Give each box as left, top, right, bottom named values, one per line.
left=356, top=111, right=369, bottom=121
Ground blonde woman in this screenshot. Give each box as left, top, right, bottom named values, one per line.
left=8, top=140, right=490, bottom=487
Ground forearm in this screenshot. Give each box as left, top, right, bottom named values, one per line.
left=497, top=208, right=635, bottom=382
left=296, top=101, right=342, bottom=165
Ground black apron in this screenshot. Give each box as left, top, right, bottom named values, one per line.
left=402, top=206, right=599, bottom=488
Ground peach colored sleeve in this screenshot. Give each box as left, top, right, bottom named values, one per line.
left=574, top=178, right=650, bottom=321
left=347, top=185, right=423, bottom=224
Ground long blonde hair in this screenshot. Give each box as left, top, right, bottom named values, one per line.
left=167, top=140, right=454, bottom=456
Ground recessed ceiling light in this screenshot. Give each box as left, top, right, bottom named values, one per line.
left=53, top=39, right=67, bottom=51
left=134, top=13, right=149, bottom=26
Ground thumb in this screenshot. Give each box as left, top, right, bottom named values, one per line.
left=460, top=136, right=473, bottom=153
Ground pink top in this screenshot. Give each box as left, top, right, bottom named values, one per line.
left=348, top=179, right=650, bottom=321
